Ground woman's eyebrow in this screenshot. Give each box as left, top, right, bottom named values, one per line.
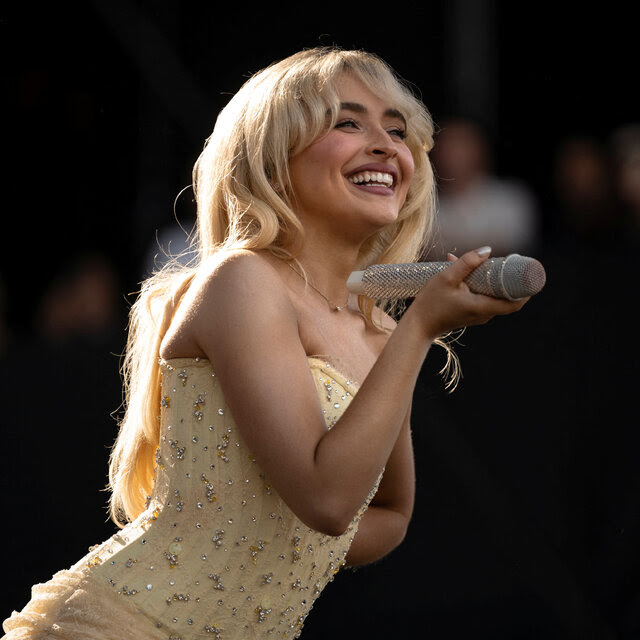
left=339, top=102, right=407, bottom=126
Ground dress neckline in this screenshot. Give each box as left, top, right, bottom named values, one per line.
left=159, top=355, right=360, bottom=390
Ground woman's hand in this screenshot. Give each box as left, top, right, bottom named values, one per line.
left=409, top=247, right=530, bottom=340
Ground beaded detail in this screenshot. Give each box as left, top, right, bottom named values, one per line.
left=76, top=357, right=377, bottom=639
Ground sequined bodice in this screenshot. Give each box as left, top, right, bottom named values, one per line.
left=76, top=357, right=374, bottom=639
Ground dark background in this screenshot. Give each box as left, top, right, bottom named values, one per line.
left=1, top=1, right=639, bottom=638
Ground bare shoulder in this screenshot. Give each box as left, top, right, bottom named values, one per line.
left=198, top=249, right=281, bottom=288
left=184, top=250, right=288, bottom=312
left=161, top=250, right=295, bottom=359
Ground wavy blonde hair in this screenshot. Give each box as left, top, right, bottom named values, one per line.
left=108, top=47, right=443, bottom=526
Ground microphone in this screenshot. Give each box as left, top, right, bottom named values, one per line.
left=347, top=254, right=546, bottom=301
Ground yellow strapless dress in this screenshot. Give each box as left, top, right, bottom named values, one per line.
left=3, top=357, right=378, bottom=639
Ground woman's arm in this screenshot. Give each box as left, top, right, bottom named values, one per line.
left=344, top=408, right=415, bottom=566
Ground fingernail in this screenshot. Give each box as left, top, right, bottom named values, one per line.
left=476, top=246, right=491, bottom=257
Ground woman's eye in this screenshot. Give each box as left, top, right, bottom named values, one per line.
left=335, top=119, right=359, bottom=130
left=335, top=119, right=406, bottom=140
left=388, top=128, right=407, bottom=140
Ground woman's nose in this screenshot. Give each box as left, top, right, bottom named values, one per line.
left=366, top=130, right=398, bottom=158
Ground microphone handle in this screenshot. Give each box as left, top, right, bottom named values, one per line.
left=349, top=256, right=514, bottom=300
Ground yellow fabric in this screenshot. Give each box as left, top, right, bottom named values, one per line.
left=4, top=357, right=377, bottom=640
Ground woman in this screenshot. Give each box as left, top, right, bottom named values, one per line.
left=3, top=47, right=528, bottom=639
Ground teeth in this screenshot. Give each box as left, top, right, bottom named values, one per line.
left=348, top=171, right=394, bottom=187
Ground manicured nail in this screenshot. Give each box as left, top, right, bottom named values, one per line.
left=476, top=246, right=491, bottom=257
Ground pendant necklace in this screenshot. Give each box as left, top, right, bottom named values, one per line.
left=287, top=263, right=349, bottom=312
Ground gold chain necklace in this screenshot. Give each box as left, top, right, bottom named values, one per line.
left=287, top=263, right=348, bottom=312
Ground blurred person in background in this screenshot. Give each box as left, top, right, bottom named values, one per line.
left=35, top=253, right=122, bottom=347
left=427, top=118, right=539, bottom=259
left=550, top=136, right=617, bottom=248
left=609, top=123, right=640, bottom=243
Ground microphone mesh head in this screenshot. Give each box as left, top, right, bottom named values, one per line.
left=502, top=255, right=547, bottom=299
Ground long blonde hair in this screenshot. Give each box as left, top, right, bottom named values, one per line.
left=108, top=47, right=441, bottom=526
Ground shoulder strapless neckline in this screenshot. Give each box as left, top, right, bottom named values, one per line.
left=160, top=355, right=361, bottom=391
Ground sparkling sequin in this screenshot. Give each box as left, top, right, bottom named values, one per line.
left=209, top=573, right=225, bottom=591
left=194, top=393, right=206, bottom=420
left=217, top=433, right=230, bottom=462
left=249, top=540, right=267, bottom=565
left=256, top=604, right=272, bottom=623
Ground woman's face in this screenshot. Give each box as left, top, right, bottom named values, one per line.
left=288, top=74, right=415, bottom=242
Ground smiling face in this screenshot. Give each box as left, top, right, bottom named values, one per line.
left=288, top=73, right=416, bottom=244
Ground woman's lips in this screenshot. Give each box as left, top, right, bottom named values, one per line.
left=346, top=164, right=398, bottom=193
left=348, top=171, right=394, bottom=188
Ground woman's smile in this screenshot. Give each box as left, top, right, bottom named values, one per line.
left=346, top=163, right=397, bottom=192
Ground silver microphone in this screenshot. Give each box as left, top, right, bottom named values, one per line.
left=347, top=254, right=546, bottom=301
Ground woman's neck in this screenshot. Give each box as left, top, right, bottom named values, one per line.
left=288, top=236, right=360, bottom=309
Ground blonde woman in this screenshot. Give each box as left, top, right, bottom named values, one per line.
left=3, top=47, right=528, bottom=639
